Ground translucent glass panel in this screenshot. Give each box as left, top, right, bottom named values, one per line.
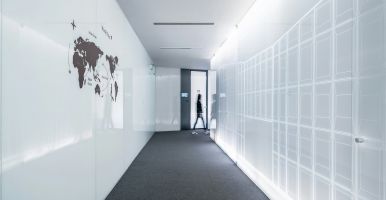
left=300, top=11, right=314, bottom=41
left=279, top=89, right=286, bottom=122
left=300, top=42, right=313, bottom=84
left=280, top=123, right=287, bottom=156
left=358, top=0, right=384, bottom=14
left=315, top=32, right=332, bottom=81
left=356, top=3, right=385, bottom=200
left=315, top=130, right=332, bottom=177
left=335, top=187, right=353, bottom=200
left=274, top=56, right=280, bottom=88
left=334, top=134, right=353, bottom=189
left=273, top=155, right=279, bottom=184
left=300, top=128, right=313, bottom=169
left=315, top=84, right=332, bottom=129
left=358, top=3, right=384, bottom=76
left=274, top=123, right=279, bottom=152
left=315, top=176, right=331, bottom=200
left=300, top=169, right=313, bottom=200
left=279, top=53, right=287, bottom=87
left=315, top=0, right=332, bottom=34
left=335, top=0, right=354, bottom=24
left=288, top=47, right=299, bottom=86
left=213, top=0, right=386, bottom=199
left=300, top=86, right=313, bottom=126
left=287, top=88, right=298, bottom=123
left=289, top=26, right=299, bottom=48
left=267, top=59, right=273, bottom=90
left=280, top=157, right=287, bottom=191
left=287, top=125, right=298, bottom=161
left=261, top=61, right=267, bottom=91
left=335, top=23, right=353, bottom=79
left=287, top=162, right=298, bottom=199
left=334, top=81, right=352, bottom=133
left=267, top=91, right=273, bottom=119
left=273, top=89, right=280, bottom=120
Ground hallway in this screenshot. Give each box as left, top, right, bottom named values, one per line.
left=2, top=0, right=386, bottom=199
left=106, top=131, right=269, bottom=200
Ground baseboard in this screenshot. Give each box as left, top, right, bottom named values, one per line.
left=212, top=137, right=291, bottom=200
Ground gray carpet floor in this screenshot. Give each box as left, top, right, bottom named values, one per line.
left=106, top=130, right=269, bottom=200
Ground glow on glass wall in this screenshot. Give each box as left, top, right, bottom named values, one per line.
left=211, top=0, right=386, bottom=199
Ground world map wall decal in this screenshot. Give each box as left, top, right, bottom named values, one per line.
left=68, top=20, right=120, bottom=102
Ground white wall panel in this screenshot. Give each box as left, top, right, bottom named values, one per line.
left=211, top=0, right=386, bottom=199
left=0, top=0, right=2, bottom=197
left=155, top=67, right=180, bottom=131
left=1, top=0, right=155, bottom=199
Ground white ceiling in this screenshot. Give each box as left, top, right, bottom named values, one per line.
left=117, top=0, right=256, bottom=69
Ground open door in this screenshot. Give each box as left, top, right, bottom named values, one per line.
left=190, top=71, right=207, bottom=129
left=180, top=69, right=209, bottom=130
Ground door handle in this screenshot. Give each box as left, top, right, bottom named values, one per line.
left=355, top=137, right=365, bottom=144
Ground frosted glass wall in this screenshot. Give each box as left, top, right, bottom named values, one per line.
left=212, top=0, right=386, bottom=199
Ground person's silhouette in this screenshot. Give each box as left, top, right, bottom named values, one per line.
left=209, top=94, right=217, bottom=129
left=193, top=94, right=206, bottom=133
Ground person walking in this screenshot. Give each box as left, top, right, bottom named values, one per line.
left=192, top=94, right=206, bottom=134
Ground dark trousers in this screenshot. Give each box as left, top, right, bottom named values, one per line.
left=193, top=113, right=206, bottom=129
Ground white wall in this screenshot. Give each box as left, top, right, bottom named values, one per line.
left=1, top=0, right=155, bottom=199
left=208, top=70, right=217, bottom=130
left=212, top=0, right=386, bottom=200
left=155, top=67, right=180, bottom=131
left=0, top=0, right=2, bottom=198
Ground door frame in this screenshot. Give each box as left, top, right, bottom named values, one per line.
left=180, top=69, right=208, bottom=130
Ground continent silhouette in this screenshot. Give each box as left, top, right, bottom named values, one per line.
left=72, top=37, right=104, bottom=88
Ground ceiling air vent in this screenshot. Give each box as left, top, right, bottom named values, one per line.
left=154, top=22, right=215, bottom=26
left=160, top=47, right=193, bottom=50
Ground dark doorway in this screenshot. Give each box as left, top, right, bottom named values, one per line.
left=180, top=69, right=208, bottom=130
